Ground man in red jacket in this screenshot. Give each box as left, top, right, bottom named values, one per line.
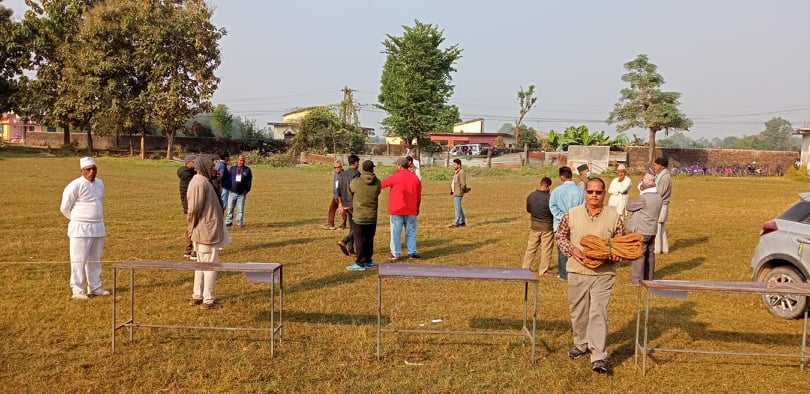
left=381, top=157, right=422, bottom=260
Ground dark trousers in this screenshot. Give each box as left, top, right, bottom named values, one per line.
left=327, top=197, right=347, bottom=227
left=631, top=234, right=656, bottom=283
left=341, top=210, right=355, bottom=251
left=351, top=221, right=377, bottom=264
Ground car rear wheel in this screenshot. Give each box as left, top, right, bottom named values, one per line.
left=761, top=266, right=808, bottom=319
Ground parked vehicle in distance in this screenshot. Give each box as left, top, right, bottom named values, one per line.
left=449, top=143, right=500, bottom=157
left=750, top=192, right=810, bottom=319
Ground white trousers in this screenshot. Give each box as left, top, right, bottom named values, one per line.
left=192, top=242, right=219, bottom=304
left=655, top=204, right=670, bottom=253
left=69, top=237, right=105, bottom=295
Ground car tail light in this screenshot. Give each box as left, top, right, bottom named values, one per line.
left=760, top=221, right=778, bottom=236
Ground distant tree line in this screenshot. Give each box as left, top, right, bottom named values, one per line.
left=655, top=117, right=800, bottom=151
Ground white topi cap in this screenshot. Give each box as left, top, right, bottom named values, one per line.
left=80, top=157, right=97, bottom=169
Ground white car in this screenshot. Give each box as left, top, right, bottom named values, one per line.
left=750, top=192, right=810, bottom=319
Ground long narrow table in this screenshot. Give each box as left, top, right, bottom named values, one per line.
left=377, top=263, right=539, bottom=363
left=635, top=279, right=810, bottom=375
left=112, top=260, right=283, bottom=356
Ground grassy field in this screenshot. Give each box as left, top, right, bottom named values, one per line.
left=1, top=150, right=808, bottom=393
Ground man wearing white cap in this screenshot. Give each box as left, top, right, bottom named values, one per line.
left=606, top=164, right=632, bottom=216
left=60, top=157, right=109, bottom=300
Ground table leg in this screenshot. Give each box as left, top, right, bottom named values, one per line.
left=279, top=266, right=284, bottom=343
left=802, top=309, right=808, bottom=371
left=112, top=267, right=117, bottom=352
left=377, top=276, right=382, bottom=361
left=129, top=268, right=134, bottom=341
left=271, top=270, right=275, bottom=357
left=643, top=289, right=651, bottom=376
left=532, top=282, right=538, bottom=364
left=522, top=282, right=528, bottom=346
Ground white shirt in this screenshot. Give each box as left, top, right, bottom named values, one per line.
left=410, top=159, right=422, bottom=181
left=607, top=176, right=632, bottom=215
left=61, top=176, right=106, bottom=237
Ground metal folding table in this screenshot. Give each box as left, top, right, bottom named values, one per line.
left=112, top=260, right=283, bottom=356
left=377, top=263, right=539, bottom=363
left=635, top=279, right=810, bottom=375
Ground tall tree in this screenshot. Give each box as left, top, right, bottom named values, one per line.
left=515, top=85, right=537, bottom=147
left=210, top=104, right=234, bottom=138
left=377, top=20, right=462, bottom=149
left=607, top=54, right=692, bottom=163
left=147, top=0, right=223, bottom=159
left=290, top=106, right=366, bottom=155
left=760, top=117, right=797, bottom=151
left=18, top=0, right=97, bottom=146
left=0, top=3, right=26, bottom=113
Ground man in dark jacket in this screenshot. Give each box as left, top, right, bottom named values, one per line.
left=178, top=154, right=196, bottom=259
left=346, top=160, right=381, bottom=271
left=337, top=155, right=361, bottom=256
left=225, top=154, right=252, bottom=228
left=522, top=176, right=554, bottom=275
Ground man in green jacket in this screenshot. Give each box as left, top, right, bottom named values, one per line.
left=346, top=160, right=381, bottom=271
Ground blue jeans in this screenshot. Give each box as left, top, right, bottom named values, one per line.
left=557, top=247, right=568, bottom=280
left=453, top=196, right=465, bottom=225
left=226, top=192, right=246, bottom=226
left=220, top=189, right=230, bottom=210
left=390, top=215, right=417, bottom=257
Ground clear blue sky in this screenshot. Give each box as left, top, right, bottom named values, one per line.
left=5, top=0, right=810, bottom=140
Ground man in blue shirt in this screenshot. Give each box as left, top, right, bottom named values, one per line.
left=549, top=166, right=585, bottom=280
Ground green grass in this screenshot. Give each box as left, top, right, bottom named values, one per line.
left=1, top=152, right=809, bottom=393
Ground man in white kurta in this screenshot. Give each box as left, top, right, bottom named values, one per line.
left=60, top=157, right=109, bottom=300
left=606, top=164, right=632, bottom=216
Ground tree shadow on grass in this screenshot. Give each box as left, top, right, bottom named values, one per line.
left=239, top=237, right=315, bottom=252
left=411, top=238, right=501, bottom=260
left=670, top=235, right=709, bottom=251
left=656, top=256, right=705, bottom=279
left=470, top=316, right=572, bottom=355
left=468, top=216, right=518, bottom=226
left=257, top=217, right=321, bottom=228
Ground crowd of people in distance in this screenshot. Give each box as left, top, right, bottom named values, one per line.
left=669, top=161, right=791, bottom=177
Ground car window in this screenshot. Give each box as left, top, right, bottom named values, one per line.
left=779, top=201, right=810, bottom=223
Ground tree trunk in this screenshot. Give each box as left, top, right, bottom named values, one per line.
left=648, top=128, right=657, bottom=164
left=63, top=124, right=70, bottom=145
left=86, top=129, right=94, bottom=156
left=166, top=132, right=174, bottom=160
left=514, top=121, right=520, bottom=148
left=523, top=143, right=529, bottom=167
left=140, top=134, right=145, bottom=160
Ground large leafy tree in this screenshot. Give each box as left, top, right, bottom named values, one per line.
left=498, top=123, right=540, bottom=149
left=378, top=20, right=462, bottom=150
left=16, top=0, right=222, bottom=157
left=210, top=104, right=234, bottom=138
left=62, top=0, right=222, bottom=157
left=290, top=106, right=365, bottom=155
left=760, top=117, right=798, bottom=151
left=0, top=2, right=26, bottom=113
left=148, top=0, right=223, bottom=159
left=607, top=54, right=692, bottom=163
left=18, top=0, right=98, bottom=145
